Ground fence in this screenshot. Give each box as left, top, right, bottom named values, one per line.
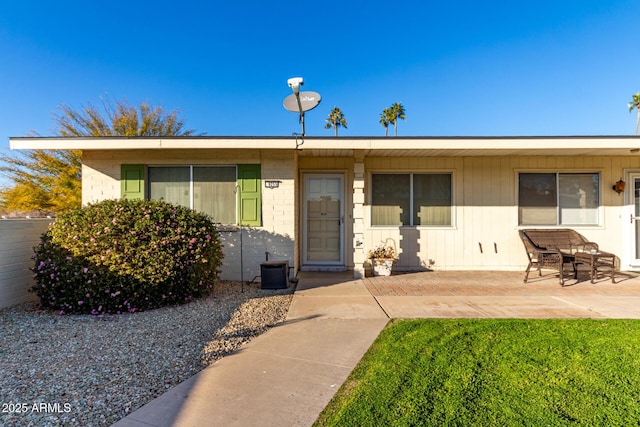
left=0, top=219, right=52, bottom=309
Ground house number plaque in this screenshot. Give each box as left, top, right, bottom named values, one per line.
left=265, top=180, right=280, bottom=189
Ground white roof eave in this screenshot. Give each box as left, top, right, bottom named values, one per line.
left=8, top=136, right=640, bottom=156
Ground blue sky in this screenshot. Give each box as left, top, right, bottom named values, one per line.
left=1, top=0, right=639, bottom=154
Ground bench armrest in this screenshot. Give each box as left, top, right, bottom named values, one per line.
left=584, top=241, right=599, bottom=251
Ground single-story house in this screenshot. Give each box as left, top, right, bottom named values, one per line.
left=9, top=135, right=640, bottom=281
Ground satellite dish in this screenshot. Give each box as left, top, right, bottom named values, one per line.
left=283, top=91, right=322, bottom=113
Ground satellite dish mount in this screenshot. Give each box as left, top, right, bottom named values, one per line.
left=283, top=77, right=321, bottom=137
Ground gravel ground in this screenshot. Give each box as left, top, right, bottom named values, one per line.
left=0, top=281, right=294, bottom=426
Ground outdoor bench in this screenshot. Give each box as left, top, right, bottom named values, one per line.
left=519, top=228, right=604, bottom=285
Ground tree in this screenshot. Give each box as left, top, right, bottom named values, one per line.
left=0, top=97, right=198, bottom=213
left=54, top=98, right=196, bottom=137
left=629, top=93, right=640, bottom=135
left=0, top=149, right=81, bottom=214
left=324, top=106, right=348, bottom=136
left=380, top=107, right=392, bottom=136
left=389, top=102, right=406, bottom=136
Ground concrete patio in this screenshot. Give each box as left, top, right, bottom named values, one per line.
left=362, top=269, right=640, bottom=318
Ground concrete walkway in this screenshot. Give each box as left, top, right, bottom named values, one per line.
left=113, top=270, right=640, bottom=427
left=112, top=272, right=388, bottom=427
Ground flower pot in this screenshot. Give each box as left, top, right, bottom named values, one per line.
left=372, top=258, right=394, bottom=276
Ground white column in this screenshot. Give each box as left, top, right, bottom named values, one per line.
left=353, top=158, right=366, bottom=278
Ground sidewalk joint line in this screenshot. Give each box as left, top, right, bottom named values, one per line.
left=243, top=348, right=356, bottom=369
left=551, top=296, right=594, bottom=312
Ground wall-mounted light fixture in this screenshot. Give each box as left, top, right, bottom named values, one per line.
left=612, top=178, right=626, bottom=194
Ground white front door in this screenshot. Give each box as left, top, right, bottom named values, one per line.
left=627, top=173, right=640, bottom=269
left=303, top=174, right=344, bottom=265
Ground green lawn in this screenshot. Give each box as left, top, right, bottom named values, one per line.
left=314, top=319, right=640, bottom=426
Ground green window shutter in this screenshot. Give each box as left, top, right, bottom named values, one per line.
left=121, top=164, right=145, bottom=199
left=237, top=164, right=261, bottom=226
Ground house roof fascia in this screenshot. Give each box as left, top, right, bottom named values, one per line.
left=9, top=135, right=640, bottom=156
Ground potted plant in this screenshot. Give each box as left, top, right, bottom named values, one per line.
left=367, top=239, right=397, bottom=276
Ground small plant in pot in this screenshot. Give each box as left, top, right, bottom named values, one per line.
left=367, top=239, right=397, bottom=276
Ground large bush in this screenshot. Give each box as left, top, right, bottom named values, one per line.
left=31, top=199, right=224, bottom=314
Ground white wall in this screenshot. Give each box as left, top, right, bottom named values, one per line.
left=220, top=153, right=297, bottom=281
left=82, top=150, right=297, bottom=282
left=0, top=219, right=51, bottom=309
left=82, top=149, right=640, bottom=277
left=362, top=155, right=640, bottom=272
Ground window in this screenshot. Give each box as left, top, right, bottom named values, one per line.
left=149, top=166, right=236, bottom=224
left=371, top=173, right=452, bottom=226
left=518, top=172, right=599, bottom=226
left=121, top=164, right=262, bottom=226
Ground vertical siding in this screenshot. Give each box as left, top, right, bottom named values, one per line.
left=0, top=219, right=51, bottom=309
left=364, top=155, right=640, bottom=272
left=365, top=156, right=468, bottom=270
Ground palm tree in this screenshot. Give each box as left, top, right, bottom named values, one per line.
left=389, top=102, right=406, bottom=136
left=630, top=93, right=640, bottom=135
left=324, top=106, right=348, bottom=136
left=380, top=108, right=392, bottom=136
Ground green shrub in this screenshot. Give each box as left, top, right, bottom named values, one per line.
left=31, top=199, right=224, bottom=314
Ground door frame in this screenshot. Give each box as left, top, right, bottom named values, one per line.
left=301, top=172, right=345, bottom=267
left=623, top=169, right=640, bottom=270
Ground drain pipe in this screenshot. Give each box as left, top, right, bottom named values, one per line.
left=240, top=220, right=243, bottom=293
left=235, top=184, right=244, bottom=293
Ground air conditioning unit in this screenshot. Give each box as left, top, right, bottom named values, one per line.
left=260, top=261, right=289, bottom=289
